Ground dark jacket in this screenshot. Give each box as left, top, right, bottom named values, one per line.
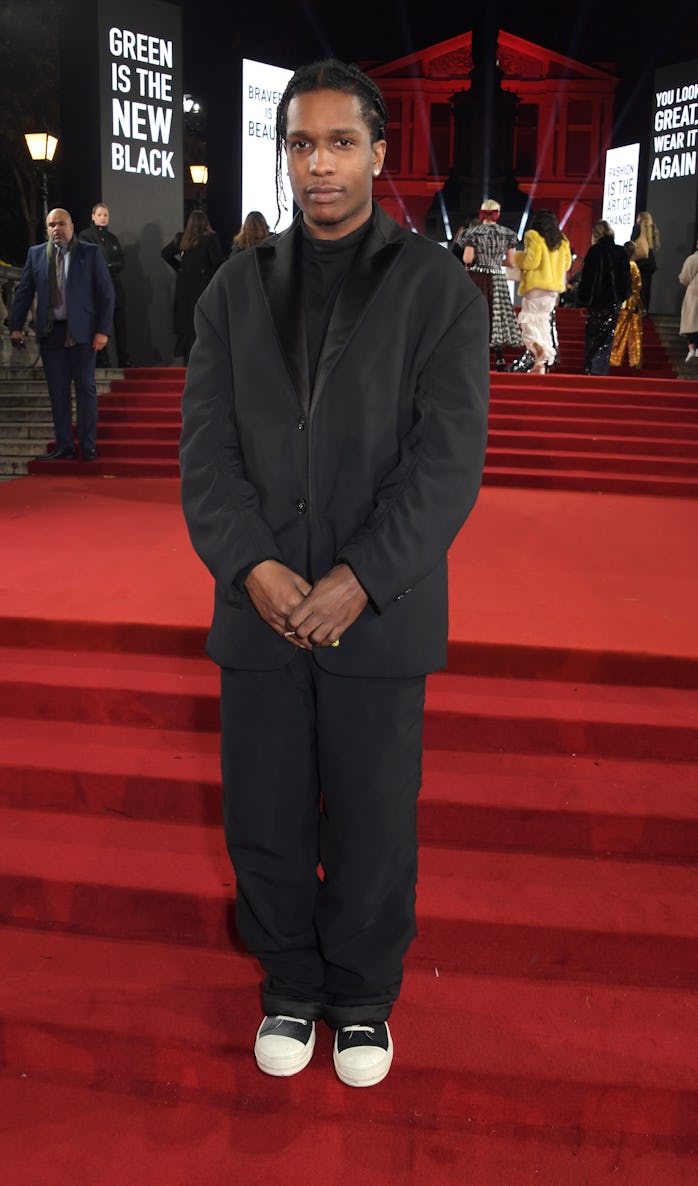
left=161, top=231, right=223, bottom=336
left=577, top=236, right=631, bottom=309
left=10, top=238, right=115, bottom=343
left=79, top=224, right=125, bottom=277
left=179, top=205, right=490, bottom=677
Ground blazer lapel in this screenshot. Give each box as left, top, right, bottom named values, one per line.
left=256, top=217, right=309, bottom=409
left=312, top=213, right=404, bottom=405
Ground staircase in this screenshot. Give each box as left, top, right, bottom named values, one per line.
left=0, top=617, right=696, bottom=1180
left=0, top=364, right=122, bottom=478
left=2, top=310, right=698, bottom=497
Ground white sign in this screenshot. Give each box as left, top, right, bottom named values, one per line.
left=651, top=79, right=698, bottom=181
left=242, top=58, right=293, bottom=232
left=602, top=143, right=640, bottom=245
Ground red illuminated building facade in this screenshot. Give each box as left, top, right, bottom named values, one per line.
left=368, top=29, right=618, bottom=258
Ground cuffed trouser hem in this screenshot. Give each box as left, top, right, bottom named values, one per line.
left=262, top=986, right=325, bottom=1023
left=323, top=1000, right=393, bottom=1029
left=262, top=986, right=394, bottom=1028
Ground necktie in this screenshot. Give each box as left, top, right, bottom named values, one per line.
left=55, top=247, right=64, bottom=302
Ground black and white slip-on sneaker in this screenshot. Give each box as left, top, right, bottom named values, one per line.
left=254, top=1015, right=316, bottom=1077
left=333, top=1022, right=393, bottom=1087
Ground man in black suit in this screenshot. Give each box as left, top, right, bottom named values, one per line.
left=179, top=59, right=489, bottom=1088
left=79, top=203, right=130, bottom=368
left=11, top=207, right=114, bottom=460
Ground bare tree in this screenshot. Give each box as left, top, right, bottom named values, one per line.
left=0, top=1, right=60, bottom=260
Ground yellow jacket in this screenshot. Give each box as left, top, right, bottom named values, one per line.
left=515, top=230, right=572, bottom=295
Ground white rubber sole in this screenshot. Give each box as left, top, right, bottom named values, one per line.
left=333, top=1027, right=394, bottom=1088
left=254, top=1021, right=316, bottom=1077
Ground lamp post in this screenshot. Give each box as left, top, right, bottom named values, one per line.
left=189, top=164, right=208, bottom=210
left=25, top=133, right=58, bottom=231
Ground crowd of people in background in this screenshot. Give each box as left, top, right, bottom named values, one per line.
left=448, top=203, right=683, bottom=377
left=10, top=192, right=698, bottom=380
left=160, top=209, right=272, bottom=363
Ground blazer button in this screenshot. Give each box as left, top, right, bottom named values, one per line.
left=296, top=497, right=307, bottom=515
left=297, top=417, right=306, bottom=431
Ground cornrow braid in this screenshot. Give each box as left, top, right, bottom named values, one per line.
left=274, top=58, right=388, bottom=227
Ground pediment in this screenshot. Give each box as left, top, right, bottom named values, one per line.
left=368, top=32, right=472, bottom=80
left=368, top=29, right=616, bottom=84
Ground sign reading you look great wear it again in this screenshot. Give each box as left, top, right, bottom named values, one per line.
left=647, top=58, right=698, bottom=315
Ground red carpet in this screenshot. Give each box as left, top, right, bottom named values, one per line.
left=0, top=461, right=696, bottom=1182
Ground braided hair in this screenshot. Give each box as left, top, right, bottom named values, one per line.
left=274, top=58, right=388, bottom=226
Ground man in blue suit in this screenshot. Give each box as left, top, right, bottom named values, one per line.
left=10, top=207, right=115, bottom=460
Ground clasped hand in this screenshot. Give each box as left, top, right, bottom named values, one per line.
left=244, top=559, right=368, bottom=649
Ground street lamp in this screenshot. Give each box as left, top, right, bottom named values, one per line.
left=25, top=132, right=58, bottom=229
left=189, top=164, right=208, bottom=208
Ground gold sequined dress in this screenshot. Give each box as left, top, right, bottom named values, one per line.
left=610, top=260, right=643, bottom=369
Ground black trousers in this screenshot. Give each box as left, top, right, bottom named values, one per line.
left=39, top=321, right=98, bottom=453
left=220, top=653, right=426, bottom=1028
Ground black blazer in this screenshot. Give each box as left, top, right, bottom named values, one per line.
left=179, top=205, right=489, bottom=677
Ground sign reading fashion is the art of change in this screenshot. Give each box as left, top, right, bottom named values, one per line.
left=602, top=143, right=640, bottom=245
left=107, top=24, right=176, bottom=179
left=241, top=59, right=293, bottom=233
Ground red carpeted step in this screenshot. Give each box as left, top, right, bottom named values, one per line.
left=1, top=1078, right=693, bottom=1186
left=418, top=748, right=698, bottom=860
left=1, top=928, right=694, bottom=1116
left=2, top=718, right=696, bottom=861
left=0, top=645, right=219, bottom=731
left=485, top=446, right=698, bottom=476
left=97, top=422, right=181, bottom=441
left=1, top=806, right=696, bottom=988
left=108, top=380, right=184, bottom=392
left=80, top=440, right=179, bottom=459
left=489, top=413, right=698, bottom=439
left=490, top=384, right=698, bottom=410
left=488, top=431, right=698, bottom=458
left=1, top=615, right=696, bottom=688
left=1, top=933, right=694, bottom=1186
left=1, top=649, right=696, bottom=759
left=483, top=466, right=698, bottom=498
left=26, top=458, right=181, bottom=477
left=98, top=393, right=181, bottom=408
left=96, top=406, right=179, bottom=423
left=489, top=398, right=698, bottom=423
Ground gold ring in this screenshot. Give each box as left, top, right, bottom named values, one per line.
left=331, top=639, right=340, bottom=648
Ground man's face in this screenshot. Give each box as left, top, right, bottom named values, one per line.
left=284, top=89, right=386, bottom=240
left=92, top=206, right=109, bottom=227
left=46, top=209, right=74, bottom=246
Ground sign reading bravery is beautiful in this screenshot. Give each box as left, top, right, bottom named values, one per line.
left=241, top=59, right=293, bottom=232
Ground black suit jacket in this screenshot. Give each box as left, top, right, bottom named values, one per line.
left=179, top=205, right=489, bottom=677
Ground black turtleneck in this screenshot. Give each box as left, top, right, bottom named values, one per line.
left=301, top=214, right=372, bottom=390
